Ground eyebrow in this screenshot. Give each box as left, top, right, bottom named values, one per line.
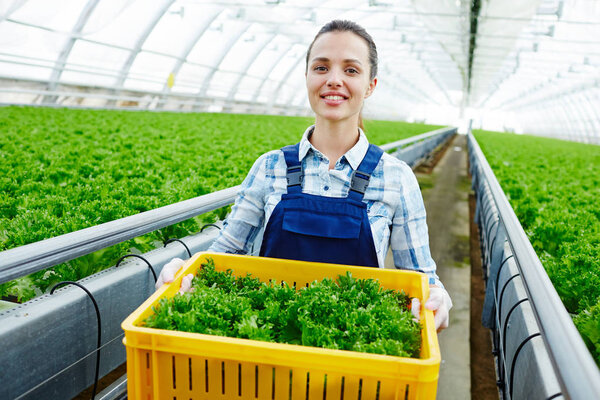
left=310, top=57, right=363, bottom=65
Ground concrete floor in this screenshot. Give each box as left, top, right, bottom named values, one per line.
left=425, top=135, right=471, bottom=400
left=385, top=134, right=472, bottom=399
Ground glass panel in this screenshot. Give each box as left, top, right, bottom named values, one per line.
left=290, top=91, right=308, bottom=107
left=169, top=86, right=197, bottom=95
left=235, top=76, right=262, bottom=101
left=123, top=76, right=163, bottom=92
left=275, top=63, right=303, bottom=105
left=11, top=0, right=85, bottom=31
left=207, top=70, right=239, bottom=98
left=143, top=4, right=223, bottom=56
left=0, top=1, right=26, bottom=16
left=83, top=0, right=161, bottom=49
left=62, top=40, right=130, bottom=86
left=0, top=22, right=69, bottom=80
left=220, top=27, right=267, bottom=74
left=60, top=70, right=114, bottom=87
left=125, top=51, right=177, bottom=91
left=0, top=61, right=50, bottom=81
left=247, top=36, right=291, bottom=78
left=186, top=21, right=233, bottom=66
left=175, top=63, right=211, bottom=91
left=268, top=44, right=304, bottom=82
left=255, top=80, right=274, bottom=104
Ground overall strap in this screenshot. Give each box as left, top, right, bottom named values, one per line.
left=281, top=143, right=302, bottom=194
left=348, top=144, right=384, bottom=202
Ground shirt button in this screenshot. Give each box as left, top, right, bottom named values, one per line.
left=324, top=186, right=329, bottom=191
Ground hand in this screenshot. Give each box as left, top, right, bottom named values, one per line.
left=411, top=286, right=453, bottom=332
left=155, top=258, right=194, bottom=294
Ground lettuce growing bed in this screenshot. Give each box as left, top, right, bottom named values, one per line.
left=474, top=130, right=600, bottom=365
left=122, top=252, right=441, bottom=400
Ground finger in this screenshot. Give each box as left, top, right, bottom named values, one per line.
left=180, top=274, right=194, bottom=294
left=439, top=317, right=449, bottom=332
left=425, top=292, right=443, bottom=311
left=411, top=298, right=421, bottom=322
left=163, top=258, right=185, bottom=284
left=156, top=258, right=186, bottom=290
left=434, top=306, right=449, bottom=332
left=155, top=275, right=164, bottom=290
left=168, top=257, right=185, bottom=271
left=178, top=274, right=194, bottom=294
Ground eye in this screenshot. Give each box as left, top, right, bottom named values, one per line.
left=313, top=65, right=327, bottom=72
left=346, top=67, right=359, bottom=74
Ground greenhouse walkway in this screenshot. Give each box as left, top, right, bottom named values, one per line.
left=386, top=134, right=472, bottom=399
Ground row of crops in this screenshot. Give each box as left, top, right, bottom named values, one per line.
left=0, top=106, right=441, bottom=303
left=473, top=130, right=600, bottom=365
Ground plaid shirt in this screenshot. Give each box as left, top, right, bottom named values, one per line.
left=209, top=126, right=440, bottom=286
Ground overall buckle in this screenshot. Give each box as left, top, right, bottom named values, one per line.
left=286, top=166, right=303, bottom=187
left=350, top=171, right=371, bottom=194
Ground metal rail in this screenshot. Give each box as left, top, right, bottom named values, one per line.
left=0, top=187, right=239, bottom=285
left=0, top=87, right=309, bottom=113
left=468, top=131, right=600, bottom=399
left=382, top=127, right=456, bottom=167
left=379, top=126, right=455, bottom=151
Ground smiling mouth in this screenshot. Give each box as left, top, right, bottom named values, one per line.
left=321, top=95, right=348, bottom=100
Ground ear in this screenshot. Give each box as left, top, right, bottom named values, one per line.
left=364, top=77, right=377, bottom=98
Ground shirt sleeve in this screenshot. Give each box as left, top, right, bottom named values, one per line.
left=390, top=162, right=442, bottom=287
left=207, top=153, right=271, bottom=255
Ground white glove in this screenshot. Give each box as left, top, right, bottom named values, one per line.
left=411, top=287, right=453, bottom=332
left=155, top=258, right=194, bottom=294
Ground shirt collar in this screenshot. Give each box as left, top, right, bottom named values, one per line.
left=298, top=125, right=370, bottom=170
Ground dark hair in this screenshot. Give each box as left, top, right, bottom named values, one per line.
left=305, top=20, right=378, bottom=80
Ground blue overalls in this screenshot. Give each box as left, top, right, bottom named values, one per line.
left=259, top=142, right=384, bottom=268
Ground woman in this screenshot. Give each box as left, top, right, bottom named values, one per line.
left=157, top=20, right=452, bottom=332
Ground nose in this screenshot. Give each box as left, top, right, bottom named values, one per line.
left=326, top=69, right=342, bottom=87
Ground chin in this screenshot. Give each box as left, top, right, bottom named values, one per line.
left=319, top=115, right=345, bottom=123
left=316, top=108, right=346, bottom=121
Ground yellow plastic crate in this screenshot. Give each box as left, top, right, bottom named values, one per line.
left=122, top=252, right=441, bottom=400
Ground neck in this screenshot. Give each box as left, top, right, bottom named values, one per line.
left=310, top=118, right=360, bottom=169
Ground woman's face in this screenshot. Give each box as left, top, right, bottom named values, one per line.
left=306, top=31, right=377, bottom=126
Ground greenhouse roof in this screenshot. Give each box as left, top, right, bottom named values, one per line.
left=0, top=0, right=598, bottom=143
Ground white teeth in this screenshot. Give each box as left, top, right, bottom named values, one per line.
left=323, top=95, right=345, bottom=100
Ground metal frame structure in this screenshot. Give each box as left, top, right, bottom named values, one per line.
left=250, top=43, right=296, bottom=104
left=468, top=130, right=600, bottom=399
left=118, top=0, right=177, bottom=89
left=0, top=127, right=456, bottom=399
left=197, top=23, right=252, bottom=99
left=0, top=83, right=309, bottom=115
left=42, top=0, right=100, bottom=103
left=1, top=1, right=597, bottom=140
left=111, top=0, right=177, bottom=107
left=224, top=33, right=275, bottom=106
